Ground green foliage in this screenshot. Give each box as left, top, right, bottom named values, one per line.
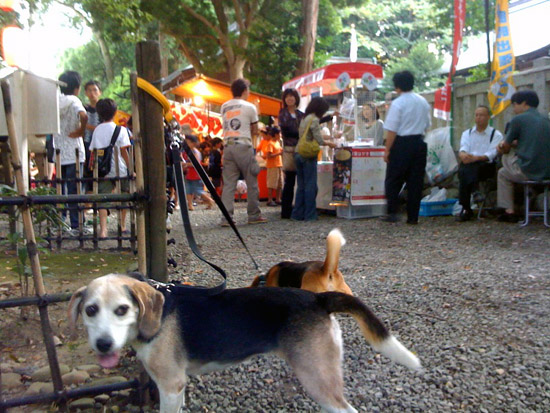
left=61, top=41, right=107, bottom=88
left=34, top=0, right=498, bottom=102
left=0, top=184, right=66, bottom=229
left=382, top=41, right=445, bottom=93
left=0, top=185, right=52, bottom=297
left=103, top=67, right=132, bottom=112
left=466, top=63, right=490, bottom=83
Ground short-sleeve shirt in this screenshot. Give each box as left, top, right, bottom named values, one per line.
left=89, top=122, right=131, bottom=178
left=183, top=148, right=202, bottom=181
left=266, top=140, right=283, bottom=168
left=84, top=105, right=100, bottom=148
left=298, top=114, right=324, bottom=145
left=505, top=108, right=550, bottom=180
left=459, top=126, right=503, bottom=162
left=53, top=94, right=86, bottom=165
left=221, top=98, right=258, bottom=146
left=383, top=92, right=431, bottom=136
left=256, top=138, right=270, bottom=155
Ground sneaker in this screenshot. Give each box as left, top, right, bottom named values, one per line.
left=497, top=212, right=520, bottom=223
left=266, top=201, right=278, bottom=207
left=380, top=214, right=400, bottom=223
left=248, top=215, right=268, bottom=224
left=456, top=208, right=474, bottom=222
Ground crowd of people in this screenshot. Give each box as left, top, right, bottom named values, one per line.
left=34, top=69, right=550, bottom=236
left=214, top=74, right=550, bottom=227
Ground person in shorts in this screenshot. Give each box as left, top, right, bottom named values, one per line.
left=183, top=134, right=215, bottom=211
left=89, top=98, right=131, bottom=238
left=265, top=126, right=283, bottom=206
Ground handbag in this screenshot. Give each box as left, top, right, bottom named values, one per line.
left=91, top=126, right=121, bottom=177
left=296, top=117, right=320, bottom=159
left=255, top=151, right=266, bottom=168
left=282, top=146, right=296, bottom=172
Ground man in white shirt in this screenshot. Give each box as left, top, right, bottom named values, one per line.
left=53, top=71, right=88, bottom=234
left=456, top=105, right=503, bottom=221
left=220, top=79, right=267, bottom=225
left=382, top=71, right=431, bottom=224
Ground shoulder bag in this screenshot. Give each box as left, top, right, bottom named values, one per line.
left=92, top=126, right=121, bottom=177
left=296, top=117, right=320, bottom=159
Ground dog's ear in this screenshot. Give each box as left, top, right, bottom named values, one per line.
left=68, top=286, right=87, bottom=338
left=127, top=280, right=165, bottom=340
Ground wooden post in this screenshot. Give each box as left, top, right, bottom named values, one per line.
left=114, top=146, right=122, bottom=249
left=75, top=148, right=84, bottom=248
left=130, top=73, right=147, bottom=275
left=55, top=149, right=62, bottom=249
left=92, top=149, right=99, bottom=249
left=135, top=42, right=167, bottom=281
left=128, top=145, right=136, bottom=252
left=1, top=80, right=65, bottom=404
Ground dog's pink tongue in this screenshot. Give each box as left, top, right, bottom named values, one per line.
left=98, top=352, right=120, bottom=369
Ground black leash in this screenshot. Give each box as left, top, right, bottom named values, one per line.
left=175, top=134, right=260, bottom=271
left=165, top=128, right=260, bottom=296
left=169, top=140, right=227, bottom=295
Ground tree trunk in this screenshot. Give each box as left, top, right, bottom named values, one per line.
left=295, top=0, right=319, bottom=76
left=228, top=57, right=246, bottom=81
left=93, top=28, right=115, bottom=83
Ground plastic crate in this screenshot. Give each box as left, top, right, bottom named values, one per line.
left=419, top=199, right=457, bottom=217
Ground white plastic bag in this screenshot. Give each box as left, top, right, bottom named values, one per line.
left=425, top=127, right=458, bottom=185
left=339, top=97, right=355, bottom=120
left=236, top=180, right=247, bottom=195
left=421, top=187, right=448, bottom=202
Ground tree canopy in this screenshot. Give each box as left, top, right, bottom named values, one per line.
left=0, top=0, right=497, bottom=100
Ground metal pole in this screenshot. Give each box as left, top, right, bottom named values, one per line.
left=485, top=0, right=492, bottom=79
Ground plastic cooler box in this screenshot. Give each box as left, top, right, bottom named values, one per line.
left=419, top=199, right=457, bottom=217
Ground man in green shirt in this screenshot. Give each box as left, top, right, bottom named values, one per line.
left=496, top=90, right=550, bottom=222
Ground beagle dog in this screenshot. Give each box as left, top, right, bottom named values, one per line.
left=69, top=273, right=421, bottom=413
left=251, top=229, right=353, bottom=295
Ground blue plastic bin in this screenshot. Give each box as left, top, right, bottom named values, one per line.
left=419, top=198, right=457, bottom=217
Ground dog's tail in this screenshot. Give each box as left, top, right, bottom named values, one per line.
left=317, top=292, right=422, bottom=371
left=323, top=229, right=345, bottom=275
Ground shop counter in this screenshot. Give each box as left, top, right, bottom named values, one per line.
left=329, top=146, right=387, bottom=219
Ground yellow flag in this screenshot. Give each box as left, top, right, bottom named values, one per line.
left=488, top=0, right=516, bottom=116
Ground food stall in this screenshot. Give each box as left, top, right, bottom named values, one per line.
left=282, top=62, right=386, bottom=218
left=164, top=68, right=282, bottom=200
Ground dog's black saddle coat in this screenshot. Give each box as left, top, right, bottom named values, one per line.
left=160, top=286, right=326, bottom=363
left=276, top=261, right=323, bottom=288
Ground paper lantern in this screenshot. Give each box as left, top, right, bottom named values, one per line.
left=0, top=0, right=16, bottom=12
left=2, top=26, right=28, bottom=68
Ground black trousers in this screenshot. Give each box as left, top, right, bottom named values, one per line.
left=458, top=161, right=496, bottom=210
left=384, top=135, right=427, bottom=222
left=281, top=170, right=296, bottom=219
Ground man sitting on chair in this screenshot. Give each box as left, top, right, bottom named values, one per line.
left=456, top=105, right=503, bottom=222
left=496, top=90, right=550, bottom=222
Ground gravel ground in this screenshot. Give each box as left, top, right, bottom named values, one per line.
left=161, top=202, right=550, bottom=412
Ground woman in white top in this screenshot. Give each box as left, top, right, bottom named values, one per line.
left=359, top=103, right=384, bottom=146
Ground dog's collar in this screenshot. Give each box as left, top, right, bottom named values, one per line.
left=147, top=279, right=176, bottom=292
left=147, top=278, right=226, bottom=297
